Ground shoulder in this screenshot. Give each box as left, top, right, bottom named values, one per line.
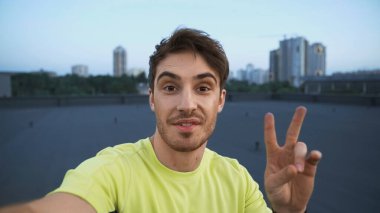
left=74, top=138, right=151, bottom=175
left=51, top=138, right=152, bottom=212
left=97, top=138, right=149, bottom=159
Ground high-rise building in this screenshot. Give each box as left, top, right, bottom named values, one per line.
left=269, top=37, right=326, bottom=87
left=280, top=37, right=308, bottom=87
left=249, top=68, right=268, bottom=85
left=113, top=46, right=127, bottom=77
left=307, top=43, right=326, bottom=76
left=234, top=64, right=268, bottom=85
left=236, top=69, right=248, bottom=82
left=71, top=64, right=89, bottom=77
left=269, top=49, right=281, bottom=82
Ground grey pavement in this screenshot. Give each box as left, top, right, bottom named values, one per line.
left=0, top=100, right=379, bottom=212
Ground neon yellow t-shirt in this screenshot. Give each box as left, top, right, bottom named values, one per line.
left=52, top=138, right=271, bottom=213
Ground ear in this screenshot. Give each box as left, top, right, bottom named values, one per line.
left=218, top=89, right=226, bottom=113
left=149, top=88, right=155, bottom=112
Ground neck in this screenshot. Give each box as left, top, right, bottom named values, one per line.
left=150, top=133, right=206, bottom=172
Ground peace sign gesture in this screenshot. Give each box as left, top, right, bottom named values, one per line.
left=264, top=106, right=322, bottom=213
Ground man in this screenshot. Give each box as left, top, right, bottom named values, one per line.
left=0, top=28, right=322, bottom=213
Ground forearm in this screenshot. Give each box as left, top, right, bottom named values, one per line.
left=0, top=193, right=96, bottom=213
left=0, top=201, right=35, bottom=213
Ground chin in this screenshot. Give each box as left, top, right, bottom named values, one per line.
left=167, top=136, right=208, bottom=153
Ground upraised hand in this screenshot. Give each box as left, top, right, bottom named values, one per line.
left=264, top=106, right=322, bottom=213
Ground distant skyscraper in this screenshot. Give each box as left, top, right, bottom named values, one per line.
left=71, top=64, right=89, bottom=77
left=249, top=68, right=268, bottom=85
left=269, top=37, right=325, bottom=87
left=113, top=46, right=127, bottom=77
left=234, top=64, right=268, bottom=85
left=307, top=43, right=326, bottom=76
left=280, top=37, right=308, bottom=87
left=237, top=69, right=248, bottom=81
left=269, top=49, right=281, bottom=82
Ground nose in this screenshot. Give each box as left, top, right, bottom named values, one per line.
left=177, top=87, right=197, bottom=114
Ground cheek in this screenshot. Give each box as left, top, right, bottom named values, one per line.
left=154, top=98, right=172, bottom=118
left=209, top=96, right=223, bottom=110
left=202, top=99, right=221, bottom=119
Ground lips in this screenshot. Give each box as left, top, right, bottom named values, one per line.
left=174, top=119, right=201, bottom=126
left=172, top=119, right=201, bottom=132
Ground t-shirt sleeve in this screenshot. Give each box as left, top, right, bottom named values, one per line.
left=50, top=147, right=129, bottom=213
left=241, top=166, right=272, bottom=213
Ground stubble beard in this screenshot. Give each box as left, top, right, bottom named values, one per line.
left=156, top=111, right=217, bottom=153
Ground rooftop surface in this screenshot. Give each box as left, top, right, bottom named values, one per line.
left=1, top=100, right=379, bottom=212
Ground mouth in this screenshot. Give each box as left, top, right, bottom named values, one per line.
left=173, top=119, right=201, bottom=132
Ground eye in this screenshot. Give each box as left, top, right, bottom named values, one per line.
left=163, top=85, right=177, bottom=92
left=197, top=86, right=211, bottom=93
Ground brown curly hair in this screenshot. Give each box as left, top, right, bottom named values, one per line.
left=148, top=28, right=229, bottom=91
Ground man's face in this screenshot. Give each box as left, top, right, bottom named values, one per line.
left=149, top=51, right=226, bottom=152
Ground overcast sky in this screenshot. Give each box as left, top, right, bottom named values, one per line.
left=1, top=0, right=379, bottom=76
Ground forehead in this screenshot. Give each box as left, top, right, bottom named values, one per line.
left=155, top=52, right=219, bottom=82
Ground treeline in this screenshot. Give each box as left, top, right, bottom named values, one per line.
left=12, top=72, right=147, bottom=97
left=11, top=72, right=299, bottom=97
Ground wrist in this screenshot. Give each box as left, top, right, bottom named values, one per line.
left=271, top=207, right=307, bottom=213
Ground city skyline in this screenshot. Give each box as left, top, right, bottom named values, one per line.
left=269, top=36, right=326, bottom=87
left=0, top=0, right=379, bottom=76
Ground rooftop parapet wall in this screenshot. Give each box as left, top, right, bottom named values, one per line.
left=0, top=93, right=379, bottom=108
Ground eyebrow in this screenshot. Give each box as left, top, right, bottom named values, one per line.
left=195, top=72, right=218, bottom=84
left=156, top=71, right=218, bottom=84
left=156, top=71, right=180, bottom=83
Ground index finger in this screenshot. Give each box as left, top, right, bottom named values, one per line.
left=264, top=112, right=279, bottom=154
left=285, top=106, right=307, bottom=148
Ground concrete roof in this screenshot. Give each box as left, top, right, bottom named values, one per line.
left=0, top=101, right=379, bottom=211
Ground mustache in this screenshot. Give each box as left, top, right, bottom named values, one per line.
left=167, top=111, right=204, bottom=123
